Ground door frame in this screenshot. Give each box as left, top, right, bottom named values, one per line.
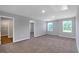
left=0, top=16, right=14, bottom=44
left=29, top=20, right=35, bottom=38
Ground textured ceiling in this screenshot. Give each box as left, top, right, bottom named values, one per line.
left=0, top=5, right=77, bottom=21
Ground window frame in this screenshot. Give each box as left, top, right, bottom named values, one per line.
left=47, top=22, right=54, bottom=32
left=62, top=20, right=72, bottom=33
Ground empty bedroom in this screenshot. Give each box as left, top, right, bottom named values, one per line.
left=0, top=5, right=78, bottom=53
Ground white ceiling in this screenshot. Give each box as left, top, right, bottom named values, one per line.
left=0, top=5, right=77, bottom=21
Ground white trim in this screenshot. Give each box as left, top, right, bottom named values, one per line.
left=8, top=18, right=9, bottom=38
left=0, top=16, right=13, bottom=19
left=29, top=21, right=35, bottom=38
left=58, top=35, right=75, bottom=39
left=13, top=37, right=30, bottom=43
left=12, top=17, right=15, bottom=42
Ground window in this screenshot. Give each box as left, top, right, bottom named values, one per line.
left=63, top=20, right=72, bottom=32
left=47, top=22, right=53, bottom=31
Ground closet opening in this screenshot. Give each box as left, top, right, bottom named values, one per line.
left=1, top=16, right=14, bottom=44
left=29, top=20, right=35, bottom=39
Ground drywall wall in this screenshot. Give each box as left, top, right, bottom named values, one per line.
left=58, top=17, right=76, bottom=38
left=47, top=17, right=76, bottom=38
left=34, top=20, right=46, bottom=37
left=46, top=20, right=59, bottom=35
left=0, top=11, right=30, bottom=42
left=0, top=10, right=47, bottom=42
left=76, top=7, right=79, bottom=52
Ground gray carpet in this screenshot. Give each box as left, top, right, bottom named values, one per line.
left=0, top=35, right=78, bottom=53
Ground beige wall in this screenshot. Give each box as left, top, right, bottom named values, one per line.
left=47, top=17, right=76, bottom=38
left=0, top=11, right=30, bottom=42
left=34, top=20, right=46, bottom=37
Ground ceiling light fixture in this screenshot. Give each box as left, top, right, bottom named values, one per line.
left=42, top=10, right=46, bottom=13
left=52, top=16, right=55, bottom=18
left=61, top=5, right=68, bottom=11
left=29, top=20, right=35, bottom=23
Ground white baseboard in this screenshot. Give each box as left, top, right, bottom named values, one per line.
left=13, top=37, right=30, bottom=43
left=58, top=35, right=75, bottom=39
left=47, top=34, right=75, bottom=39
left=34, top=34, right=46, bottom=37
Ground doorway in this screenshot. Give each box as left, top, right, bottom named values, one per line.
left=1, top=16, right=13, bottom=44
left=30, top=23, right=34, bottom=38
left=29, top=20, right=35, bottom=38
